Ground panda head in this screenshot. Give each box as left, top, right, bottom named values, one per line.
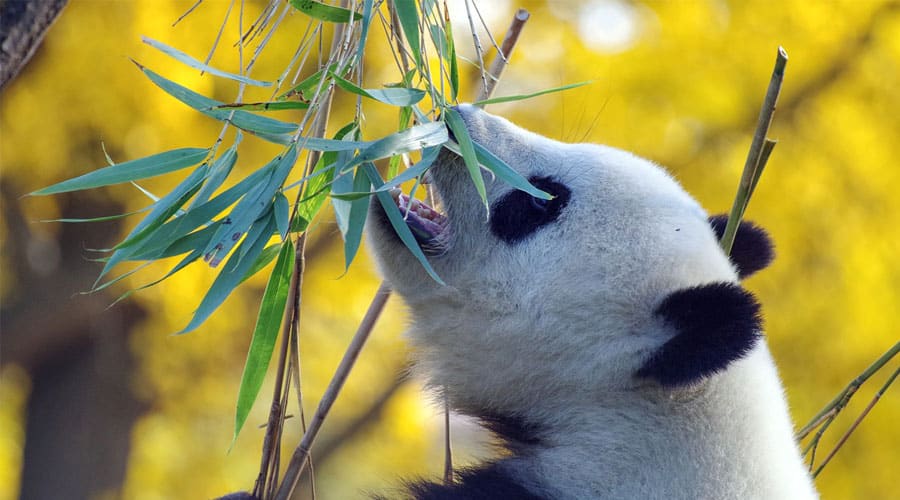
left=367, top=104, right=773, bottom=422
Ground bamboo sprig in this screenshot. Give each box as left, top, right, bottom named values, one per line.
left=272, top=7, right=529, bottom=498
left=274, top=282, right=392, bottom=500
left=475, top=8, right=529, bottom=103
left=811, top=364, right=899, bottom=477
left=720, top=47, right=787, bottom=256
left=796, top=340, right=899, bottom=474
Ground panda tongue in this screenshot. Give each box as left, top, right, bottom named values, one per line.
left=393, top=191, right=446, bottom=243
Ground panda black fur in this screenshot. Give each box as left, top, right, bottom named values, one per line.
left=367, top=104, right=816, bottom=499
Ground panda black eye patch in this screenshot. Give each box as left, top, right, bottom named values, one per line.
left=490, top=176, right=571, bottom=244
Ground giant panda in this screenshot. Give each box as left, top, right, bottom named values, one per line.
left=366, top=104, right=818, bottom=499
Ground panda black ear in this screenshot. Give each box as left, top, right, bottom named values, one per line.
left=637, top=282, right=762, bottom=388
left=708, top=215, right=775, bottom=279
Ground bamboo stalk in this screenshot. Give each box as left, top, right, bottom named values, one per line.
left=273, top=282, right=392, bottom=500
left=720, top=47, right=787, bottom=256
left=273, top=7, right=531, bottom=498
left=476, top=8, right=529, bottom=103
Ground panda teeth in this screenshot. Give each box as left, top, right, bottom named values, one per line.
left=392, top=192, right=448, bottom=253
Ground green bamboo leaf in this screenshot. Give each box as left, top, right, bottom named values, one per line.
left=331, top=169, right=354, bottom=236
left=129, top=223, right=222, bottom=261
left=212, top=101, right=309, bottom=111
left=287, top=0, right=361, bottom=22
left=444, top=108, right=487, bottom=207
left=141, top=36, right=273, bottom=87
left=393, top=0, right=423, bottom=67
left=363, top=163, right=443, bottom=284
left=329, top=125, right=363, bottom=236
left=120, top=165, right=272, bottom=262
left=116, top=163, right=210, bottom=250
left=331, top=72, right=425, bottom=106
left=274, top=192, right=290, bottom=240
left=275, top=65, right=341, bottom=102
left=139, top=65, right=298, bottom=138
left=232, top=240, right=294, bottom=444
left=30, top=148, right=208, bottom=196
left=472, top=81, right=593, bottom=106
left=472, top=141, right=551, bottom=199
left=445, top=16, right=459, bottom=100
left=240, top=244, right=281, bottom=285
left=378, top=145, right=440, bottom=190
left=357, top=121, right=448, bottom=163
left=95, top=164, right=210, bottom=282
left=41, top=207, right=150, bottom=223
left=203, top=146, right=297, bottom=267
left=238, top=206, right=277, bottom=262
left=442, top=140, right=551, bottom=200
left=178, top=215, right=275, bottom=334
left=191, top=141, right=239, bottom=208
left=356, top=0, right=375, bottom=62
left=341, top=168, right=372, bottom=271
left=298, top=152, right=337, bottom=224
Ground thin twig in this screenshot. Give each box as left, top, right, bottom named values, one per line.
left=388, top=0, right=412, bottom=76
left=288, top=235, right=316, bottom=500
left=443, top=392, right=453, bottom=485
left=274, top=282, right=392, bottom=500
left=796, top=340, right=900, bottom=440
left=720, top=47, right=787, bottom=256
left=463, top=0, right=488, bottom=96
left=173, top=0, right=203, bottom=26
left=475, top=9, right=529, bottom=103
left=812, top=365, right=899, bottom=477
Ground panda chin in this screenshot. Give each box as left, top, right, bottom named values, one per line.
left=389, top=188, right=449, bottom=256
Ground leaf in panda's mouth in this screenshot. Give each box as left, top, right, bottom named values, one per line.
left=390, top=189, right=448, bottom=253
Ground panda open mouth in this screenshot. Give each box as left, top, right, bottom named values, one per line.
left=390, top=188, right=449, bottom=255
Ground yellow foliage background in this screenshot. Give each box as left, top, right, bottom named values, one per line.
left=1, top=0, right=898, bottom=498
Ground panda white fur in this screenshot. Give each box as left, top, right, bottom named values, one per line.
left=366, top=104, right=818, bottom=499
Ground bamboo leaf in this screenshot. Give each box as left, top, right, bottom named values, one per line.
left=191, top=141, right=239, bottom=208
left=445, top=13, right=459, bottom=100
left=472, top=81, right=592, bottom=106
left=30, top=148, right=209, bottom=196
left=356, top=0, right=375, bottom=62
left=178, top=215, right=275, bottom=334
left=240, top=244, right=281, bottom=285
left=438, top=139, right=550, bottom=200
left=141, top=36, right=273, bottom=87
left=341, top=168, right=372, bottom=271
left=203, top=146, right=298, bottom=267
left=212, top=101, right=309, bottom=111
left=331, top=72, right=425, bottom=106
left=378, top=145, right=440, bottom=190
left=233, top=240, right=295, bottom=445
left=444, top=108, right=487, bottom=207
left=287, top=0, right=361, bottom=22
left=41, top=207, right=150, bottom=223
left=139, top=65, right=299, bottom=139
left=122, top=166, right=273, bottom=262
left=393, top=0, right=423, bottom=67
left=116, top=162, right=210, bottom=251
left=363, top=163, right=443, bottom=284
left=357, top=121, right=448, bottom=164
left=274, top=192, right=290, bottom=240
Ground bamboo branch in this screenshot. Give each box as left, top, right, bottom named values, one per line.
left=274, top=282, right=392, bottom=500
left=475, top=8, right=529, bottom=103
left=796, top=340, right=900, bottom=441
left=812, top=365, right=899, bottom=477
left=720, top=47, right=787, bottom=256
left=272, top=7, right=532, bottom=497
